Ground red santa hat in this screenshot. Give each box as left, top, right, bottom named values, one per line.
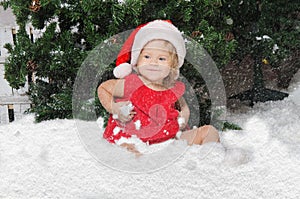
left=113, top=20, right=186, bottom=78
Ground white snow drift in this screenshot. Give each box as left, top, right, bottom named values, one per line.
left=0, top=77, right=300, bottom=198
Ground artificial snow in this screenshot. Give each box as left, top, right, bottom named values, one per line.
left=120, top=102, right=134, bottom=116
left=134, top=120, right=141, bottom=130
left=1, top=75, right=300, bottom=198
left=177, top=117, right=185, bottom=127
left=112, top=126, right=121, bottom=136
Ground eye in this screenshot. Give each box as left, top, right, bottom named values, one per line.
left=144, top=55, right=150, bottom=59
left=159, top=57, right=166, bottom=61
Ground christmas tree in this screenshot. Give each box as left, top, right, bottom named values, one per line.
left=2, top=0, right=236, bottom=127
left=222, top=0, right=299, bottom=104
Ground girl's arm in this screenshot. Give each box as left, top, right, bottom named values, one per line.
left=97, top=79, right=124, bottom=113
left=98, top=79, right=135, bottom=122
left=98, top=79, right=140, bottom=155
left=177, top=97, right=190, bottom=129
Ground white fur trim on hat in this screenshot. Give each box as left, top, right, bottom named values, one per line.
left=113, top=63, right=132, bottom=78
left=131, top=20, right=186, bottom=68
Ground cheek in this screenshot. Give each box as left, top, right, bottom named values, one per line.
left=162, top=67, right=171, bottom=76
left=137, top=58, right=147, bottom=66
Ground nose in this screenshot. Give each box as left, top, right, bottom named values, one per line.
left=150, top=57, right=158, bottom=65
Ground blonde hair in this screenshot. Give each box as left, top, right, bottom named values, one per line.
left=136, top=39, right=179, bottom=88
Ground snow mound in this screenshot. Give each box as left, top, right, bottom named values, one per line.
left=0, top=79, right=300, bottom=198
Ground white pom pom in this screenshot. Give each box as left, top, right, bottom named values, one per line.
left=113, top=63, right=132, bottom=78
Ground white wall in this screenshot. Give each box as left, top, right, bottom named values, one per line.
left=0, top=6, right=16, bottom=95
left=0, top=6, right=31, bottom=124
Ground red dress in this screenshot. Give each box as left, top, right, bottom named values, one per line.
left=103, top=74, right=185, bottom=145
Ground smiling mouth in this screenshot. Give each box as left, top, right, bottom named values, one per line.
left=147, top=69, right=160, bottom=72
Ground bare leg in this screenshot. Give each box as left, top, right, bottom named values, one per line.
left=180, top=125, right=220, bottom=145
left=120, top=143, right=142, bottom=157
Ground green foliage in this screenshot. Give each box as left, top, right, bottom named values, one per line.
left=222, top=0, right=300, bottom=66
left=257, top=0, right=299, bottom=66
left=4, top=25, right=32, bottom=89
left=28, top=79, right=73, bottom=122
left=2, top=0, right=237, bottom=126
left=140, top=0, right=236, bottom=68
left=221, top=0, right=299, bottom=104
left=222, top=121, right=242, bottom=131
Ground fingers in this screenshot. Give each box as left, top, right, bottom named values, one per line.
left=179, top=124, right=187, bottom=130
left=112, top=101, right=136, bottom=123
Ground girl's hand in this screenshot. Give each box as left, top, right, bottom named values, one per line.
left=112, top=101, right=136, bottom=123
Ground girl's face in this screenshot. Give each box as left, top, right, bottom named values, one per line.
left=136, top=40, right=174, bottom=84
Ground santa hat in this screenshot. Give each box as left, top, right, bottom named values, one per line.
left=113, top=20, right=186, bottom=78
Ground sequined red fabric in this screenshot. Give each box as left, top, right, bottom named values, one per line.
left=103, top=74, right=185, bottom=145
